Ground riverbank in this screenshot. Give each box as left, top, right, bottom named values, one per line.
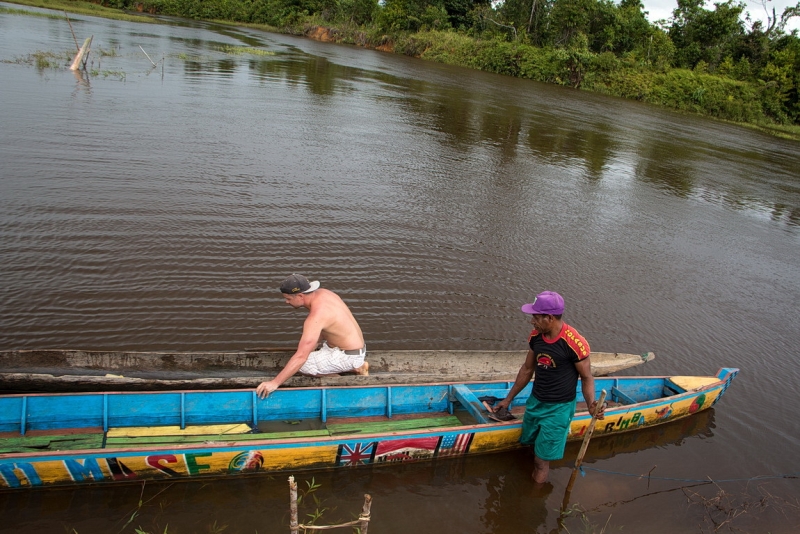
left=2, top=0, right=160, bottom=23
left=4, top=0, right=800, bottom=141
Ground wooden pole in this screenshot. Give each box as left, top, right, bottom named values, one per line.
left=561, top=389, right=606, bottom=513
left=64, top=12, right=80, bottom=51
left=359, top=494, right=372, bottom=534
left=288, top=476, right=299, bottom=534
left=69, top=36, right=92, bottom=71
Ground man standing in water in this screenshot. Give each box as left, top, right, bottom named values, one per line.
left=491, top=291, right=604, bottom=484
left=256, top=274, right=368, bottom=399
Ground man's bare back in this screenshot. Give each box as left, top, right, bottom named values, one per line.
left=304, top=288, right=364, bottom=351
left=256, top=274, right=368, bottom=399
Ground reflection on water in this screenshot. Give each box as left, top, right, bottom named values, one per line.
left=569, top=406, right=715, bottom=465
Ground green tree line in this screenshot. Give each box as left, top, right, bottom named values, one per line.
left=96, top=0, right=800, bottom=129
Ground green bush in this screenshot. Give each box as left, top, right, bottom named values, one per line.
left=649, top=69, right=763, bottom=122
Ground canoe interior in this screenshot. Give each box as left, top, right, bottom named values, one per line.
left=0, top=371, right=735, bottom=455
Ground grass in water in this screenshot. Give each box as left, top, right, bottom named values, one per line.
left=3, top=50, right=68, bottom=68
left=90, top=69, right=126, bottom=80
left=215, top=44, right=275, bottom=56
left=5, top=48, right=126, bottom=79
left=0, top=5, right=62, bottom=17
left=98, top=47, right=119, bottom=57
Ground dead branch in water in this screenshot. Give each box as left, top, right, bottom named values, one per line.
left=64, top=11, right=79, bottom=51
left=682, top=478, right=794, bottom=532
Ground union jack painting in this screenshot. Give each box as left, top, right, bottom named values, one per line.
left=337, top=442, right=376, bottom=466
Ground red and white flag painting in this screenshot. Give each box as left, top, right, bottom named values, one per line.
left=374, top=437, right=439, bottom=463
left=436, top=432, right=473, bottom=457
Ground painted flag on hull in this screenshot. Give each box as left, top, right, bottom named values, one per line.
left=436, top=433, right=473, bottom=457
left=374, top=437, right=440, bottom=463
left=337, top=442, right=377, bottom=466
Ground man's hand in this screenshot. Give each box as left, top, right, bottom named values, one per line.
left=589, top=400, right=606, bottom=420
left=492, top=398, right=511, bottom=412
left=256, top=380, right=279, bottom=399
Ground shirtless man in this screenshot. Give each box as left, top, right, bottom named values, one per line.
left=256, top=274, right=368, bottom=399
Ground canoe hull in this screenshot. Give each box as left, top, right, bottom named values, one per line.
left=0, top=349, right=655, bottom=392
left=0, top=368, right=738, bottom=490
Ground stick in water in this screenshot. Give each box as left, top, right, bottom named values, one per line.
left=139, top=45, right=157, bottom=67
left=65, top=12, right=80, bottom=51
left=561, top=389, right=607, bottom=513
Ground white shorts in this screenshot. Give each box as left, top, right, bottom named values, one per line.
left=298, top=342, right=366, bottom=376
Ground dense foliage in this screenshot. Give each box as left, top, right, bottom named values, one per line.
left=100, top=0, right=800, bottom=126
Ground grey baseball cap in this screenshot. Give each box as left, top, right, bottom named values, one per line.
left=279, top=274, right=320, bottom=294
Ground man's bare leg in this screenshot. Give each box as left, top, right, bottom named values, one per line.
left=353, top=361, right=369, bottom=375
left=532, top=457, right=550, bottom=484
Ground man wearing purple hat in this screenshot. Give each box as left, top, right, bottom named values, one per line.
left=256, top=274, right=368, bottom=399
left=491, top=291, right=604, bottom=485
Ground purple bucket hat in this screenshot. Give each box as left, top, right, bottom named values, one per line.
left=521, top=291, right=564, bottom=315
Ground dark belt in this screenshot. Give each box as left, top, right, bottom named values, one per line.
left=343, top=347, right=366, bottom=356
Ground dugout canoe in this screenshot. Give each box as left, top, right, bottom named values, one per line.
left=0, top=349, right=655, bottom=392
left=0, top=367, right=738, bottom=489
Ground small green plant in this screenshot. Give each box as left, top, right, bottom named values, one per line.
left=296, top=476, right=322, bottom=505
left=297, top=477, right=331, bottom=526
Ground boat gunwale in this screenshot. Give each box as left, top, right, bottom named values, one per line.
left=0, top=369, right=720, bottom=399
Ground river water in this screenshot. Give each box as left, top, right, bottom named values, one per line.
left=1, top=4, right=799, bottom=533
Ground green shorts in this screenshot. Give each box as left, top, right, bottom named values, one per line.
left=520, top=396, right=577, bottom=461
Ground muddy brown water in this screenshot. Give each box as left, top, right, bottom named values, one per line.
left=1, top=4, right=799, bottom=532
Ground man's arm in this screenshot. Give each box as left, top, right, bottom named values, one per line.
left=575, top=357, right=604, bottom=419
left=494, top=350, right=535, bottom=411
left=256, top=311, right=325, bottom=399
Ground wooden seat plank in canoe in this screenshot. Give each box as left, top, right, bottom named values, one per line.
left=107, top=424, right=252, bottom=438
left=0, top=433, right=105, bottom=454
left=327, top=415, right=462, bottom=436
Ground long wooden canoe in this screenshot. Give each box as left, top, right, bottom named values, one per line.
left=0, top=368, right=738, bottom=489
left=0, top=349, right=655, bottom=392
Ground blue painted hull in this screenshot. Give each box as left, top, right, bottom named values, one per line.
left=0, top=368, right=738, bottom=489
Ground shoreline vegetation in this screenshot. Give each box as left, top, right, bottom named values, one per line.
left=5, top=0, right=800, bottom=140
